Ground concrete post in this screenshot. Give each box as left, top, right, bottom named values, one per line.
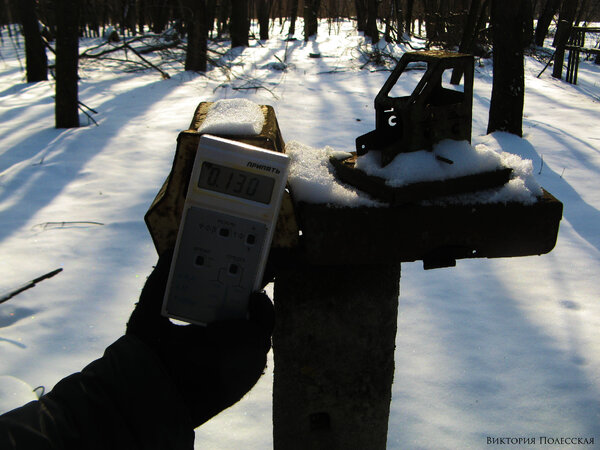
left=272, top=263, right=401, bottom=449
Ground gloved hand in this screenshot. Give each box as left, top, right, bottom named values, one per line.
left=126, top=251, right=274, bottom=428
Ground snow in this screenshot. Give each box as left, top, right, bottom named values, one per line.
left=198, top=98, right=265, bottom=135
left=286, top=135, right=542, bottom=206
left=285, top=137, right=542, bottom=206
left=285, top=141, right=379, bottom=206
left=1, top=19, right=600, bottom=449
left=355, top=139, right=506, bottom=185
left=0, top=376, right=38, bottom=413
left=357, top=137, right=543, bottom=204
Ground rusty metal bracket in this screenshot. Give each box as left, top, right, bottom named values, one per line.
left=356, top=50, right=474, bottom=166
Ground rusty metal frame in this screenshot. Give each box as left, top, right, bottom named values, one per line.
left=356, top=50, right=474, bottom=166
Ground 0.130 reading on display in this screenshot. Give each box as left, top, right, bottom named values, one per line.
left=198, top=162, right=275, bottom=204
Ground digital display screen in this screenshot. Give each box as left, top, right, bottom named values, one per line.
left=198, top=162, right=275, bottom=204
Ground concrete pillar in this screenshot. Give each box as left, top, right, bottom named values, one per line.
left=272, top=263, right=401, bottom=450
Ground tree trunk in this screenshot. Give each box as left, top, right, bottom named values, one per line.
left=55, top=0, right=80, bottom=129
left=552, top=0, right=579, bottom=79
left=288, top=0, right=299, bottom=36
left=522, top=0, right=534, bottom=48
left=206, top=0, right=217, bottom=38
left=451, top=0, right=481, bottom=84
left=18, top=0, right=48, bottom=82
left=575, top=0, right=589, bottom=25
left=405, top=0, right=414, bottom=35
left=217, top=0, right=230, bottom=38
left=393, top=0, right=404, bottom=41
left=257, top=0, right=270, bottom=40
left=150, top=0, right=168, bottom=32
left=138, top=0, right=146, bottom=34
left=534, top=0, right=561, bottom=46
left=487, top=0, right=526, bottom=137
left=475, top=0, right=491, bottom=44
left=303, top=0, right=320, bottom=40
left=424, top=0, right=443, bottom=45
left=185, top=0, right=208, bottom=71
left=384, top=18, right=391, bottom=43
left=355, top=0, right=367, bottom=32
left=366, top=0, right=379, bottom=42
left=230, top=0, right=249, bottom=47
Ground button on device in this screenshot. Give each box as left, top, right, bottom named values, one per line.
left=195, top=255, right=205, bottom=266
left=228, top=264, right=239, bottom=275
left=246, top=234, right=256, bottom=245
left=219, top=228, right=230, bottom=237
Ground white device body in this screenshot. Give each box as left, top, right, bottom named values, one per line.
left=162, top=134, right=290, bottom=325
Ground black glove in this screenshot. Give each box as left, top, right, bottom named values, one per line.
left=126, top=251, right=274, bottom=428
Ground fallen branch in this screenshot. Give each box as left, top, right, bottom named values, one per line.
left=537, top=50, right=556, bottom=78
left=78, top=101, right=98, bottom=114
left=79, top=34, right=149, bottom=59
left=41, top=35, right=56, bottom=55
left=122, top=40, right=170, bottom=79
left=79, top=33, right=180, bottom=60
left=85, top=56, right=149, bottom=69
left=78, top=100, right=99, bottom=126
left=355, top=43, right=400, bottom=71
left=0, top=268, right=63, bottom=305
left=316, top=68, right=349, bottom=74
left=214, top=75, right=279, bottom=98
left=32, top=221, right=105, bottom=231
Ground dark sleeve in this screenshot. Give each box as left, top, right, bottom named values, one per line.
left=0, top=335, right=195, bottom=450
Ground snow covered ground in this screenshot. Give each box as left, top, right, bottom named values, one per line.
left=1, top=20, right=600, bottom=448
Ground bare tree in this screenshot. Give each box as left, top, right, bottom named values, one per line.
left=552, top=0, right=579, bottom=79
left=487, top=0, right=528, bottom=136
left=474, top=0, right=491, bottom=46
left=424, top=0, right=441, bottom=45
left=18, top=0, right=48, bottom=82
left=257, top=0, right=271, bottom=40
left=184, top=0, right=208, bottom=71
left=451, top=0, right=482, bottom=84
left=150, top=0, right=171, bottom=33
left=355, top=0, right=366, bottom=32
left=55, top=0, right=80, bottom=128
left=393, top=0, right=404, bottom=40
left=534, top=0, right=561, bottom=46
left=304, top=0, right=320, bottom=40
left=575, top=0, right=589, bottom=24
left=403, top=0, right=415, bottom=34
left=217, top=0, right=230, bottom=38
left=287, top=0, right=299, bottom=36
left=231, top=0, right=250, bottom=46
left=523, top=0, right=534, bottom=47
left=365, top=0, right=379, bottom=42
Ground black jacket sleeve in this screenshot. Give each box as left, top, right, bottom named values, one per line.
left=0, top=335, right=195, bottom=450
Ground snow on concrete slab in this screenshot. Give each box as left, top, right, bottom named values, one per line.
left=287, top=136, right=542, bottom=206
left=285, top=141, right=380, bottom=206
left=355, top=139, right=507, bottom=186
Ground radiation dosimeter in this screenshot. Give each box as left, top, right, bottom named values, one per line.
left=162, top=134, right=290, bottom=325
